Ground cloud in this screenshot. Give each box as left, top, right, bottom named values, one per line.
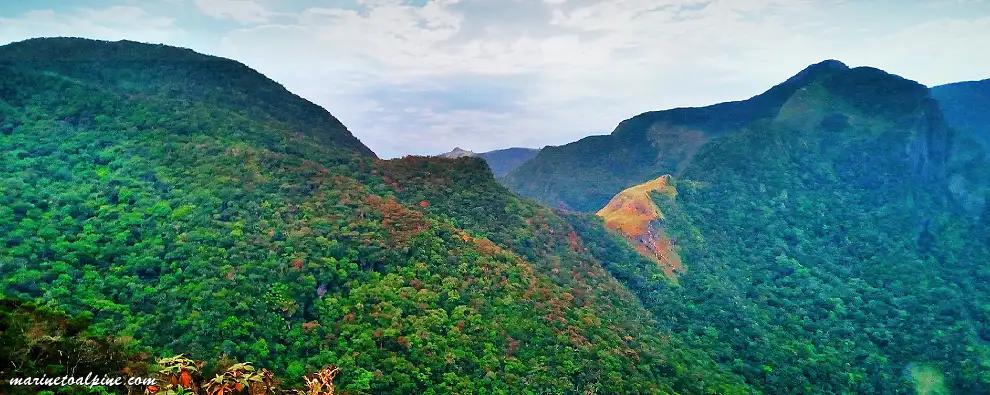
left=845, top=16, right=990, bottom=85
left=198, top=0, right=990, bottom=157
left=2, top=0, right=989, bottom=157
left=0, top=6, right=179, bottom=44
left=195, top=0, right=273, bottom=23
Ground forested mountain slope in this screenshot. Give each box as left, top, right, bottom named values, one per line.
left=0, top=38, right=750, bottom=393
left=934, top=79, right=990, bottom=150
left=504, top=60, right=850, bottom=211
left=560, top=65, right=990, bottom=393
left=0, top=37, right=374, bottom=156
left=933, top=79, right=990, bottom=216
left=4, top=37, right=989, bottom=395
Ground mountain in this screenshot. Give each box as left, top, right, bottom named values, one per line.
left=437, top=147, right=539, bottom=177
left=0, top=38, right=749, bottom=393
left=513, top=61, right=990, bottom=393
left=478, top=148, right=539, bottom=177
left=933, top=79, right=990, bottom=215
left=934, top=79, right=990, bottom=150
left=504, top=60, right=853, bottom=211
left=0, top=37, right=375, bottom=157
left=437, top=147, right=476, bottom=158
left=4, top=37, right=989, bottom=394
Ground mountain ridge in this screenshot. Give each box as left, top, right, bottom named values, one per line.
left=436, top=146, right=540, bottom=177
left=504, top=60, right=946, bottom=211
left=506, top=59, right=990, bottom=393
left=3, top=37, right=990, bottom=394
left=933, top=78, right=990, bottom=216
left=0, top=37, right=376, bottom=157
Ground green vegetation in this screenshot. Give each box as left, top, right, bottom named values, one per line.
left=934, top=79, right=990, bottom=151
left=0, top=299, right=150, bottom=394
left=505, top=59, right=850, bottom=211
left=4, top=37, right=989, bottom=394
left=0, top=38, right=749, bottom=393
left=561, top=66, right=990, bottom=393
left=909, top=363, right=949, bottom=395
left=933, top=79, right=990, bottom=217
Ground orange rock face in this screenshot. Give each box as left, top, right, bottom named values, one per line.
left=596, top=175, right=684, bottom=280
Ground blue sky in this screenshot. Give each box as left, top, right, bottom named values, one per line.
left=2, top=0, right=989, bottom=158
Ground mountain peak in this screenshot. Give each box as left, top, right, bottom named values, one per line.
left=0, top=37, right=377, bottom=157
left=438, top=147, right=478, bottom=158
left=809, top=59, right=848, bottom=70
left=778, top=59, right=850, bottom=89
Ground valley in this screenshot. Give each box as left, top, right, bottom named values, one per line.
left=1, top=37, right=989, bottom=394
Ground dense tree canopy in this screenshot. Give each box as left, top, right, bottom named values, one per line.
left=3, top=37, right=989, bottom=395
left=544, top=66, right=990, bottom=394
left=0, top=38, right=748, bottom=394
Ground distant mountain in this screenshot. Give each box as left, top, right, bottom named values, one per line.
left=933, top=79, right=990, bottom=215
left=437, top=147, right=539, bottom=177
left=504, top=60, right=852, bottom=211
left=934, top=79, right=990, bottom=150
left=478, top=148, right=539, bottom=177
left=437, top=146, right=477, bottom=158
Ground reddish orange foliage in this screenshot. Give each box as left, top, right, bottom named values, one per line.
left=363, top=195, right=429, bottom=246
left=566, top=231, right=583, bottom=252
left=596, top=175, right=685, bottom=280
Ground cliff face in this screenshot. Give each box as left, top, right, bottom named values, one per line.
left=933, top=79, right=990, bottom=217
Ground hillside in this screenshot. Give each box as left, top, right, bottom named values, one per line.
left=595, top=175, right=684, bottom=279
left=934, top=79, right=990, bottom=150
left=933, top=79, right=990, bottom=216
left=479, top=148, right=540, bottom=177
left=0, top=37, right=374, bottom=156
left=553, top=63, right=990, bottom=393
left=0, top=38, right=749, bottom=393
left=505, top=60, right=850, bottom=211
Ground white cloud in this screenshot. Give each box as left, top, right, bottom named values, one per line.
left=200, top=0, right=990, bottom=157
left=194, top=0, right=272, bottom=23
left=0, top=6, right=179, bottom=44
left=2, top=0, right=989, bottom=157
left=844, top=16, right=990, bottom=85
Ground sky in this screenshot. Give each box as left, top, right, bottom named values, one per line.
left=1, top=1, right=989, bottom=158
